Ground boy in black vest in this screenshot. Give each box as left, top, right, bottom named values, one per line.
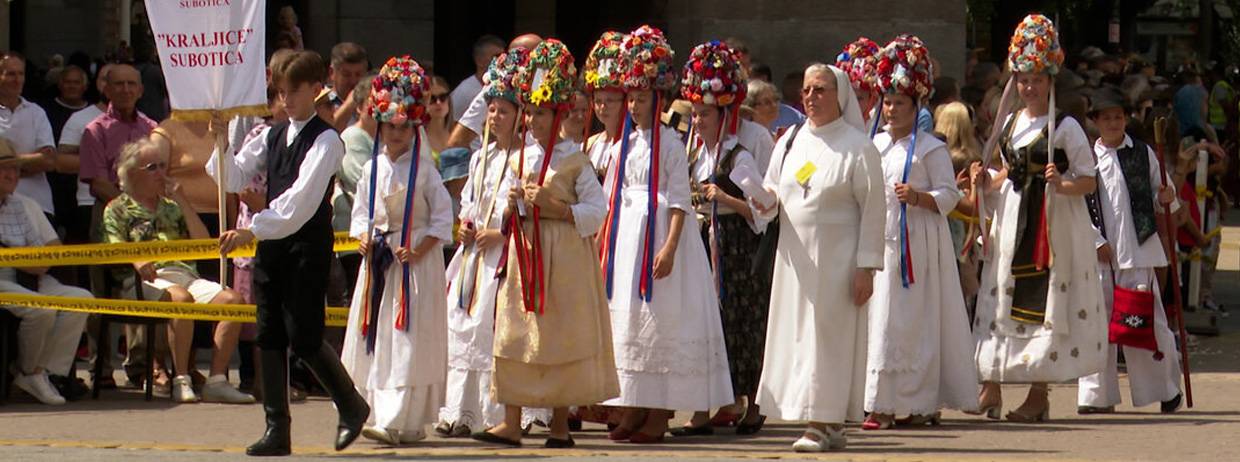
left=1078, top=89, right=1183, bottom=415
left=207, top=50, right=369, bottom=456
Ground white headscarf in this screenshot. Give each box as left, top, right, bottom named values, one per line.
left=819, top=64, right=867, bottom=132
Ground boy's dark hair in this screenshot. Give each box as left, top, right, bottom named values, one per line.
left=330, top=42, right=368, bottom=67
left=275, top=50, right=327, bottom=88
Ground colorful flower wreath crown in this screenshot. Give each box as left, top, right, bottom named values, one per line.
left=484, top=47, right=529, bottom=104
left=619, top=25, right=677, bottom=92
left=876, top=34, right=935, bottom=101
left=1008, top=13, right=1064, bottom=75
left=680, top=40, right=748, bottom=107
left=835, top=37, right=881, bottom=94
left=584, top=31, right=627, bottom=92
left=514, top=39, right=578, bottom=109
left=368, top=56, right=431, bottom=126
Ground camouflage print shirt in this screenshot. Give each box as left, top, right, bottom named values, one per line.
left=102, top=193, right=198, bottom=277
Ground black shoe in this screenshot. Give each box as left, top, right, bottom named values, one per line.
left=299, top=342, right=370, bottom=451
left=735, top=415, right=767, bottom=435
left=471, top=430, right=523, bottom=447
left=48, top=374, right=89, bottom=401
left=247, top=350, right=291, bottom=457
left=1161, top=393, right=1183, bottom=414
left=669, top=424, right=714, bottom=437
left=544, top=435, right=575, bottom=448
left=1076, top=405, right=1115, bottom=415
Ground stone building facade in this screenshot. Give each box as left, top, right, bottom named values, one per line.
left=6, top=0, right=965, bottom=92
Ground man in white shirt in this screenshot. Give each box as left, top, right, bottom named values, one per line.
left=447, top=34, right=543, bottom=150
left=0, top=51, right=58, bottom=218
left=0, top=139, right=92, bottom=405
left=58, top=64, right=113, bottom=240
left=449, top=35, right=505, bottom=122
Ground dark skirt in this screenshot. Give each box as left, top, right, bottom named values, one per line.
left=701, top=212, right=770, bottom=396
left=1010, top=180, right=1050, bottom=324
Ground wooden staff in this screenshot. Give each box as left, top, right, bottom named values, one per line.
left=213, top=111, right=228, bottom=285
left=1153, top=117, right=1193, bottom=408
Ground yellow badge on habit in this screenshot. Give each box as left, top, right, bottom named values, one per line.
left=795, top=162, right=817, bottom=186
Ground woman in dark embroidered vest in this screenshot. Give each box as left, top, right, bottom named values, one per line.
left=971, top=15, right=1106, bottom=423
left=673, top=41, right=770, bottom=437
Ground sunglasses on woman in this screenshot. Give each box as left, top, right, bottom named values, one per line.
left=140, top=161, right=168, bottom=172
left=429, top=93, right=449, bottom=104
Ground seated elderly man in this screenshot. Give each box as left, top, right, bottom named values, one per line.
left=0, top=138, right=90, bottom=405
left=100, top=138, right=253, bottom=404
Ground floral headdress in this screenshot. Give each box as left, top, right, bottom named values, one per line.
left=619, top=25, right=677, bottom=92
left=368, top=56, right=430, bottom=126
left=584, top=31, right=627, bottom=92
left=835, top=37, right=881, bottom=94
left=1008, top=14, right=1064, bottom=75
left=680, top=40, right=748, bottom=107
left=876, top=35, right=935, bottom=101
left=484, top=47, right=529, bottom=104
left=514, top=39, right=578, bottom=109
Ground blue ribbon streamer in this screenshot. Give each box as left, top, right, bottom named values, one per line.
left=603, top=115, right=634, bottom=299
left=869, top=93, right=885, bottom=139
left=898, top=119, right=919, bottom=289
left=640, top=93, right=660, bottom=303
left=365, top=231, right=393, bottom=354
left=396, top=132, right=422, bottom=332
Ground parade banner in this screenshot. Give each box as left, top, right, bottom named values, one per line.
left=0, top=232, right=358, bottom=267
left=145, top=0, right=268, bottom=121
left=0, top=293, right=348, bottom=327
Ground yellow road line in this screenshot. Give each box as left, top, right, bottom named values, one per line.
left=0, top=437, right=1096, bottom=461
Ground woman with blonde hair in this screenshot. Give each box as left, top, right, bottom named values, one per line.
left=934, top=102, right=982, bottom=171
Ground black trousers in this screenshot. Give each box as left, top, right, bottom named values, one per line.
left=252, top=231, right=333, bottom=357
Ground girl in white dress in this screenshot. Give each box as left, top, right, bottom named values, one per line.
left=583, top=31, right=628, bottom=184
left=971, top=15, right=1106, bottom=422
left=863, top=36, right=978, bottom=430
left=436, top=48, right=536, bottom=437
left=340, top=57, right=453, bottom=446
left=598, top=26, right=733, bottom=444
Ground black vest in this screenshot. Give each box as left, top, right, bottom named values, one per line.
left=264, top=117, right=335, bottom=240
left=1086, top=138, right=1157, bottom=244
left=999, top=113, right=1071, bottom=193
left=703, top=143, right=746, bottom=200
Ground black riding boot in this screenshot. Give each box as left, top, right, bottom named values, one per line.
left=298, top=342, right=370, bottom=451
left=247, top=350, right=291, bottom=456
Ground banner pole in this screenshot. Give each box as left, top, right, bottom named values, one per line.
left=216, top=110, right=229, bottom=286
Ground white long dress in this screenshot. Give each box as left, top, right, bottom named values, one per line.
left=601, top=124, right=734, bottom=411
left=974, top=113, right=1107, bottom=383
left=1078, top=135, right=1182, bottom=408
left=341, top=137, right=452, bottom=435
left=866, top=130, right=978, bottom=416
left=752, top=117, right=886, bottom=423
left=437, top=139, right=542, bottom=431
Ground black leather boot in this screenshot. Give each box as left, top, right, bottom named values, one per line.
left=299, top=342, right=370, bottom=451
left=247, top=350, right=292, bottom=456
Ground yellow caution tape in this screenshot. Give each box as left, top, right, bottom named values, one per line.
left=0, top=232, right=359, bottom=267
left=948, top=210, right=980, bottom=224
left=0, top=293, right=349, bottom=327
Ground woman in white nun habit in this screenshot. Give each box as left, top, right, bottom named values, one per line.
left=750, top=63, right=885, bottom=452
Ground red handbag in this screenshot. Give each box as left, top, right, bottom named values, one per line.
left=1108, top=269, right=1162, bottom=359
